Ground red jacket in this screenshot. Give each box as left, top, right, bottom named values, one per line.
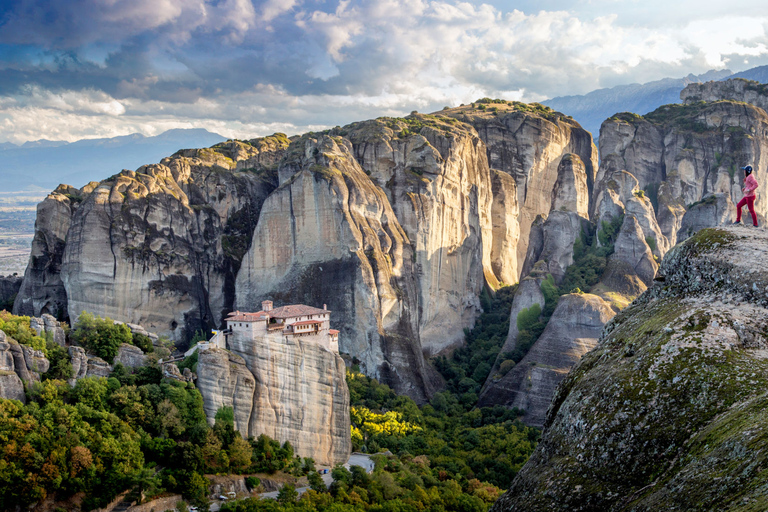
left=745, top=174, right=759, bottom=197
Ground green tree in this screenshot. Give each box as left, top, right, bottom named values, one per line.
left=277, top=484, right=298, bottom=505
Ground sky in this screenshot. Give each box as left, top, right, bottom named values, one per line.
left=0, top=0, right=767, bottom=144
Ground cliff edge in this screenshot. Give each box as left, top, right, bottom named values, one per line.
left=492, top=225, right=768, bottom=511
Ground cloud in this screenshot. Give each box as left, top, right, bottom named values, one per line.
left=1, top=0, right=768, bottom=143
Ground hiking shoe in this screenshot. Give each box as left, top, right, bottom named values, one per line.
left=733, top=220, right=742, bottom=224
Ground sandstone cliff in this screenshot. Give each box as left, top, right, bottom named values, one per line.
left=18, top=136, right=288, bottom=340
left=599, top=99, right=768, bottom=246
left=492, top=226, right=768, bottom=511
left=196, top=340, right=351, bottom=466
left=443, top=102, right=598, bottom=269
left=478, top=293, right=615, bottom=425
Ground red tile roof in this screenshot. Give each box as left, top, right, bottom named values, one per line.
left=329, top=329, right=339, bottom=335
left=267, top=304, right=330, bottom=319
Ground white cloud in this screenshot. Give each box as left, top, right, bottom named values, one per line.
left=2, top=1, right=768, bottom=143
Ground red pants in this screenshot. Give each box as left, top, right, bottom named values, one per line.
left=737, top=195, right=758, bottom=226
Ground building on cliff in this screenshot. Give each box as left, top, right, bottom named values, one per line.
left=225, top=301, right=339, bottom=353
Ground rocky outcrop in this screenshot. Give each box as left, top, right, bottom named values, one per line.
left=68, top=345, right=112, bottom=384
left=29, top=313, right=67, bottom=346
left=478, top=267, right=547, bottom=402
left=196, top=338, right=351, bottom=466
left=13, top=184, right=96, bottom=318
left=0, top=332, right=26, bottom=402
left=196, top=347, right=256, bottom=433
left=443, top=103, right=598, bottom=271
left=521, top=212, right=590, bottom=285
left=490, top=169, right=520, bottom=286
left=58, top=138, right=285, bottom=341
left=681, top=78, right=768, bottom=112
left=0, top=330, right=51, bottom=402
left=677, top=193, right=736, bottom=241
left=600, top=215, right=659, bottom=297
left=593, top=169, right=668, bottom=258
left=479, top=293, right=614, bottom=425
left=551, top=153, right=589, bottom=217
left=491, top=227, right=768, bottom=510
left=113, top=343, right=146, bottom=369
left=599, top=99, right=768, bottom=245
left=14, top=136, right=287, bottom=343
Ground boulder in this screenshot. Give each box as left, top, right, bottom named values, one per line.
left=114, top=343, right=146, bottom=369
left=68, top=346, right=88, bottom=385
left=86, top=357, right=112, bottom=378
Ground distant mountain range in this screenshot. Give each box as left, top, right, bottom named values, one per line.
left=0, top=128, right=226, bottom=192
left=543, top=65, right=768, bottom=140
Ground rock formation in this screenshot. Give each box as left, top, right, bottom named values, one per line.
left=677, top=193, right=736, bottom=241
left=58, top=138, right=285, bottom=341
left=600, top=215, right=659, bottom=297
left=0, top=329, right=50, bottom=402
left=29, top=313, right=67, bottom=346
left=681, top=77, right=768, bottom=113
left=114, top=343, right=146, bottom=369
left=478, top=293, right=614, bottom=425
left=0, top=275, right=22, bottom=310
left=14, top=184, right=96, bottom=318
left=599, top=97, right=768, bottom=242
left=491, top=227, right=768, bottom=510
left=443, top=102, right=598, bottom=269
left=196, top=339, right=351, bottom=466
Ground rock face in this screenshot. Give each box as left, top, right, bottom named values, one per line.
left=478, top=293, right=614, bottom=425
left=677, top=193, right=736, bottom=241
left=522, top=211, right=590, bottom=285
left=114, top=343, right=146, bottom=369
left=491, top=227, right=768, bottom=510
left=599, top=98, right=768, bottom=242
left=29, top=313, right=67, bottom=346
left=14, top=184, right=95, bottom=318
left=0, top=275, right=22, bottom=309
left=59, top=138, right=285, bottom=341
left=681, top=77, right=768, bottom=113
left=600, top=215, right=659, bottom=297
left=196, top=339, right=351, bottom=466
left=0, top=330, right=51, bottom=402
left=444, top=103, right=598, bottom=269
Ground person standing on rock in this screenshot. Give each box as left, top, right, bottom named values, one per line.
left=735, top=165, right=759, bottom=227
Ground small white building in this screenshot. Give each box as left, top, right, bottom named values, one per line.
left=225, top=300, right=339, bottom=352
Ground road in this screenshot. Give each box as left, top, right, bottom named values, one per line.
left=256, top=453, right=374, bottom=501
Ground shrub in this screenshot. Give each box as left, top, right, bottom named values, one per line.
left=499, top=359, right=515, bottom=375
left=133, top=333, right=154, bottom=353
left=70, top=312, right=132, bottom=363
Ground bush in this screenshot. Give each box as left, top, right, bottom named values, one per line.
left=245, top=476, right=260, bottom=490
left=70, top=312, right=132, bottom=363
left=132, top=333, right=154, bottom=353
left=499, top=359, right=515, bottom=375
left=516, top=304, right=541, bottom=332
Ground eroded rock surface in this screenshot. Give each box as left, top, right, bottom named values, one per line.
left=196, top=338, right=351, bottom=466
left=479, top=293, right=614, bottom=425
left=0, top=330, right=51, bottom=402
left=492, top=227, right=768, bottom=511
